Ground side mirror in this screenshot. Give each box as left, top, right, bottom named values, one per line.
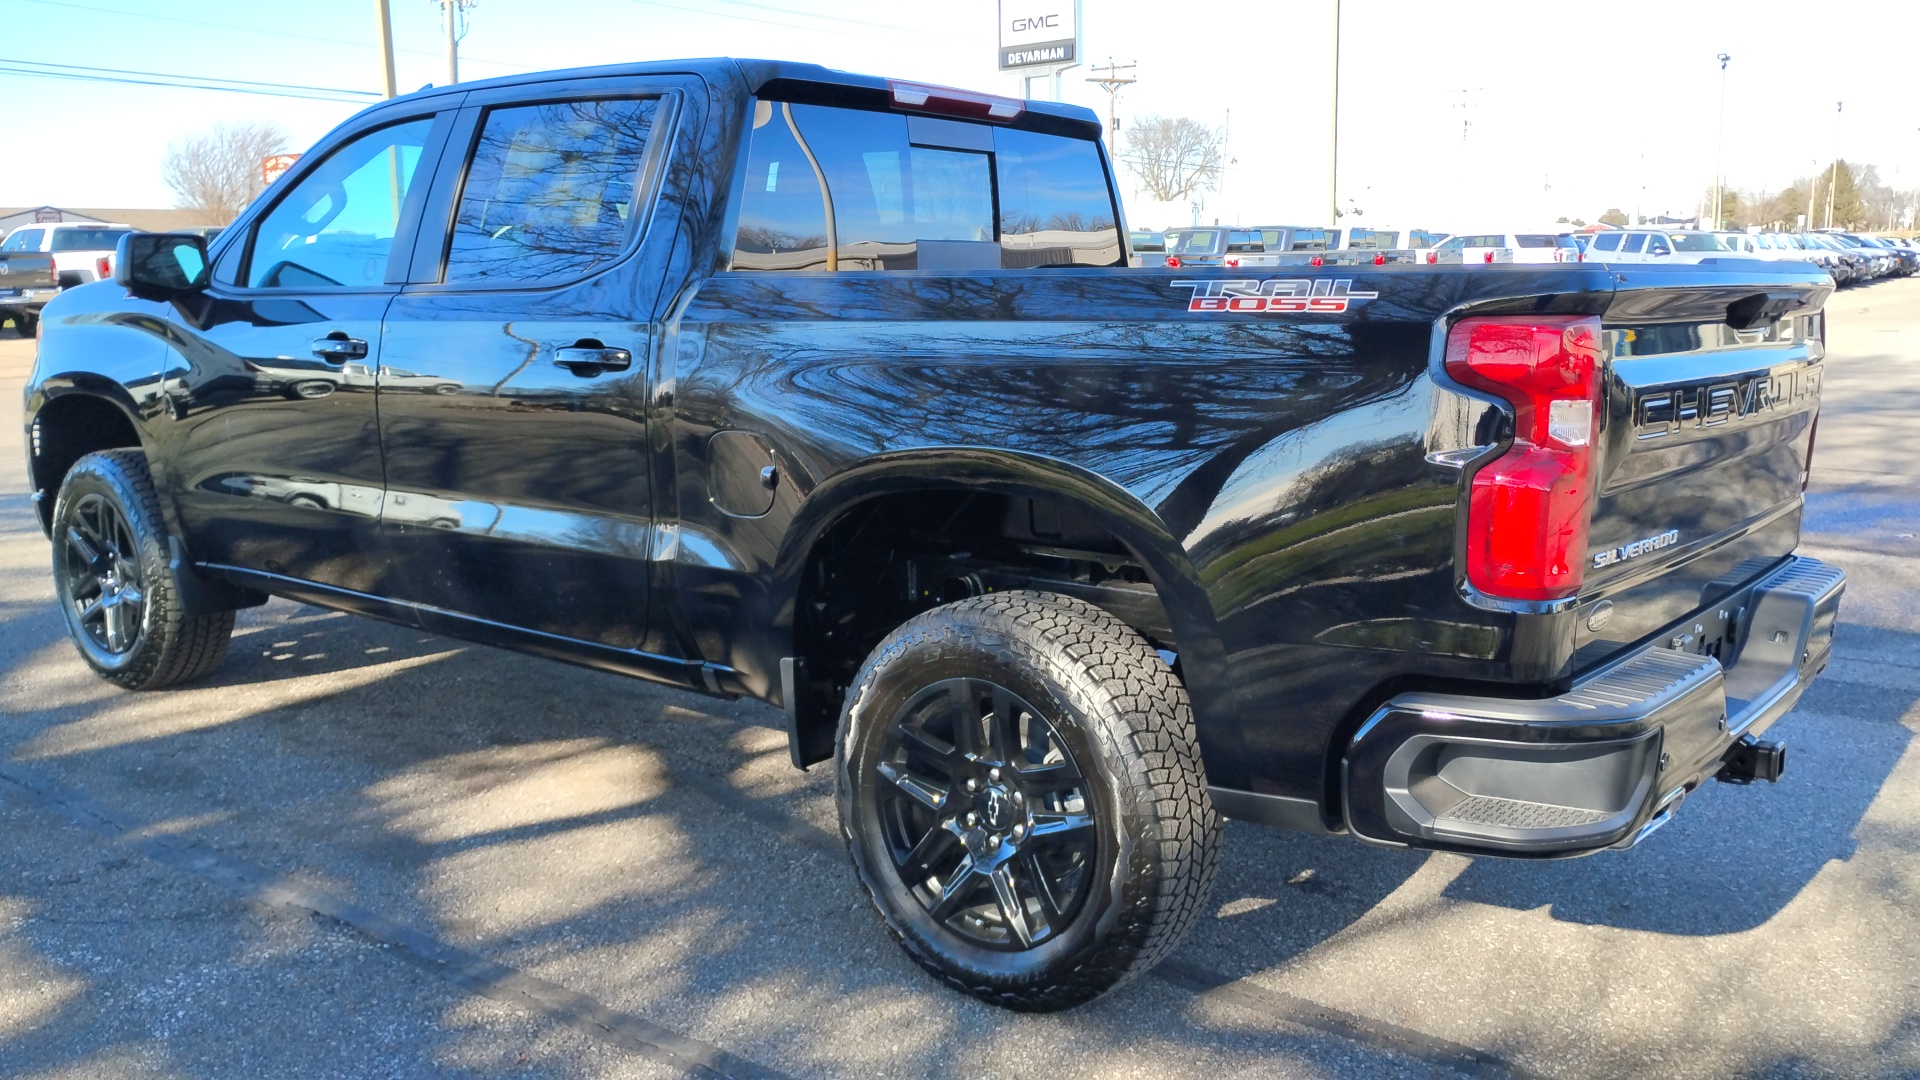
left=114, top=232, right=210, bottom=297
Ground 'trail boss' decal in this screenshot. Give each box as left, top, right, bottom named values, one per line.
left=1171, top=278, right=1380, bottom=314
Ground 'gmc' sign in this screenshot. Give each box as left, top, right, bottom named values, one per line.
left=998, top=1, right=1078, bottom=70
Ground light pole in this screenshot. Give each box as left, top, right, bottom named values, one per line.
left=1825, top=101, right=1843, bottom=228
left=1328, top=0, right=1340, bottom=227
left=1712, top=53, right=1730, bottom=229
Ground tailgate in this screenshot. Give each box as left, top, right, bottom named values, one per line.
left=0, top=254, right=56, bottom=291
left=1576, top=268, right=1831, bottom=665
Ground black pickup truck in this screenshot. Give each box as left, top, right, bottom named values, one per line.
left=23, top=58, right=1843, bottom=1010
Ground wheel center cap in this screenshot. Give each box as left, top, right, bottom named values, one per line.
left=980, top=785, right=1016, bottom=831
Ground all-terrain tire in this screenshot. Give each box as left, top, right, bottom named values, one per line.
left=837, top=590, right=1221, bottom=1011
left=51, top=450, right=234, bottom=690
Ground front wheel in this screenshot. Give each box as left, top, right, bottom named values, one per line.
left=838, top=591, right=1220, bottom=1011
left=52, top=450, right=235, bottom=690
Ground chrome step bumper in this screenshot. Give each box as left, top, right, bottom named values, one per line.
left=1341, top=556, right=1845, bottom=857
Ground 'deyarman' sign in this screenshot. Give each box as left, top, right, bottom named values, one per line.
left=998, top=1, right=1078, bottom=70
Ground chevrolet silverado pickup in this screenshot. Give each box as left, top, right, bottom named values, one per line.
left=22, top=58, right=1843, bottom=1011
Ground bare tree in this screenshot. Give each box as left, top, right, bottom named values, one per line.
left=1117, top=114, right=1222, bottom=203
left=162, top=121, right=290, bottom=223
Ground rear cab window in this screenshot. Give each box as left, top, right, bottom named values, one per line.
left=1345, top=228, right=1397, bottom=249
left=1515, top=235, right=1558, bottom=248
left=1591, top=233, right=1622, bottom=252
left=3, top=229, right=45, bottom=252
left=731, top=99, right=1120, bottom=271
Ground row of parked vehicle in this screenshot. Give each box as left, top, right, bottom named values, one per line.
left=1128, top=223, right=1920, bottom=286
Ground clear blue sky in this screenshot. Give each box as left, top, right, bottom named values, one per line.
left=3, top=0, right=1916, bottom=228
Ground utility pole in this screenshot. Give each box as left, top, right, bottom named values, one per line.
left=1825, top=101, right=1842, bottom=228
left=436, top=0, right=474, bottom=86
left=374, top=0, right=398, bottom=99
left=1712, top=53, right=1730, bottom=229
left=1084, top=58, right=1136, bottom=145
left=1329, top=0, right=1340, bottom=226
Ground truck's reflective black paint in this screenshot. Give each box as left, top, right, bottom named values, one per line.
left=21, top=58, right=1833, bottom=828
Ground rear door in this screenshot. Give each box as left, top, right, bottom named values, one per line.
left=1576, top=269, right=1831, bottom=664
left=374, top=76, right=693, bottom=651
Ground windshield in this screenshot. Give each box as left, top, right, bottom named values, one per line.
left=1668, top=233, right=1726, bottom=252
left=48, top=227, right=131, bottom=252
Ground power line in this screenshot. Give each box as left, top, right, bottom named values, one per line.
left=0, top=59, right=380, bottom=102
left=15, top=0, right=520, bottom=70
left=627, top=0, right=941, bottom=44
left=700, top=0, right=944, bottom=38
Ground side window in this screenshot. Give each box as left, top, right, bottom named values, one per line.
left=3, top=229, right=45, bottom=252
left=247, top=118, right=433, bottom=289
left=996, top=126, right=1119, bottom=267
left=1622, top=233, right=1648, bottom=254
left=444, top=97, right=660, bottom=285
left=1592, top=233, right=1622, bottom=252
left=732, top=101, right=830, bottom=270
left=1436, top=235, right=1466, bottom=251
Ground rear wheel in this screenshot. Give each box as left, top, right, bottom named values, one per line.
left=838, top=591, right=1220, bottom=1011
left=52, top=450, right=234, bottom=690
left=16, top=311, right=37, bottom=338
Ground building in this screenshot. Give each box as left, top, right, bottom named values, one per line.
left=0, top=205, right=221, bottom=235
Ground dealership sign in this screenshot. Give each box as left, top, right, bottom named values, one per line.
left=260, top=154, right=301, bottom=185
left=998, top=1, right=1078, bottom=70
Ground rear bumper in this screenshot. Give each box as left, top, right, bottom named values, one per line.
left=1342, top=556, right=1845, bottom=857
left=0, top=288, right=57, bottom=312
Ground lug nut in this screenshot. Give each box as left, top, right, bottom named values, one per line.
left=989, top=833, right=1001, bottom=846
left=989, top=767, right=1001, bottom=782
left=1012, top=824, right=1026, bottom=840
left=1012, top=790, right=1023, bottom=804
left=966, top=812, right=979, bottom=827
left=965, top=778, right=979, bottom=792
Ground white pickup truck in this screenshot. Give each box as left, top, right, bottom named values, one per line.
left=0, top=222, right=133, bottom=337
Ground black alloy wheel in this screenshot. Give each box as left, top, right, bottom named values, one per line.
left=872, top=677, right=1097, bottom=951
left=52, top=450, right=235, bottom=690
left=60, top=492, right=146, bottom=655
left=839, top=591, right=1220, bottom=1011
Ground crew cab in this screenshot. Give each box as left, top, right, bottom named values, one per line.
left=24, top=59, right=1843, bottom=1011
left=0, top=222, right=132, bottom=337
left=1433, top=230, right=1582, bottom=264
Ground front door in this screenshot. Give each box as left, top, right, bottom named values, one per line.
left=155, top=112, right=452, bottom=594
left=377, top=86, right=681, bottom=649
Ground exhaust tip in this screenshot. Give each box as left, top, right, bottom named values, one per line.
left=1717, top=735, right=1787, bottom=785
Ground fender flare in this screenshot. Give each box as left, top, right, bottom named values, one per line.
left=767, top=446, right=1244, bottom=770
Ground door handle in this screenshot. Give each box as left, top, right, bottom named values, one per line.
left=553, top=345, right=632, bottom=373
left=311, top=334, right=369, bottom=362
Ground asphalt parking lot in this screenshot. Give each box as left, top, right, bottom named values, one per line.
left=1, top=281, right=1917, bottom=1080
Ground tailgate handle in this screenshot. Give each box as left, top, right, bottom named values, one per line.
left=1725, top=291, right=1804, bottom=332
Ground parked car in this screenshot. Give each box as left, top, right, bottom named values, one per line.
left=1340, top=226, right=1448, bottom=254
left=0, top=222, right=132, bottom=337
left=1583, top=229, right=1729, bottom=264
left=1432, top=230, right=1581, bottom=263
left=25, top=57, right=1844, bottom=1012
left=1803, top=232, right=1870, bottom=284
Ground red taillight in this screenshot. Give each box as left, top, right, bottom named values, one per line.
left=1484, top=250, right=1495, bottom=263
left=1164, top=255, right=1182, bottom=268
left=888, top=79, right=1023, bottom=122
left=1427, top=251, right=1438, bottom=264
left=1225, top=258, right=1239, bottom=268
left=96, top=256, right=111, bottom=278
left=1310, top=255, right=1324, bottom=267
left=1444, top=316, right=1603, bottom=601
left=1373, top=253, right=1386, bottom=265
left=48, top=255, right=58, bottom=275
